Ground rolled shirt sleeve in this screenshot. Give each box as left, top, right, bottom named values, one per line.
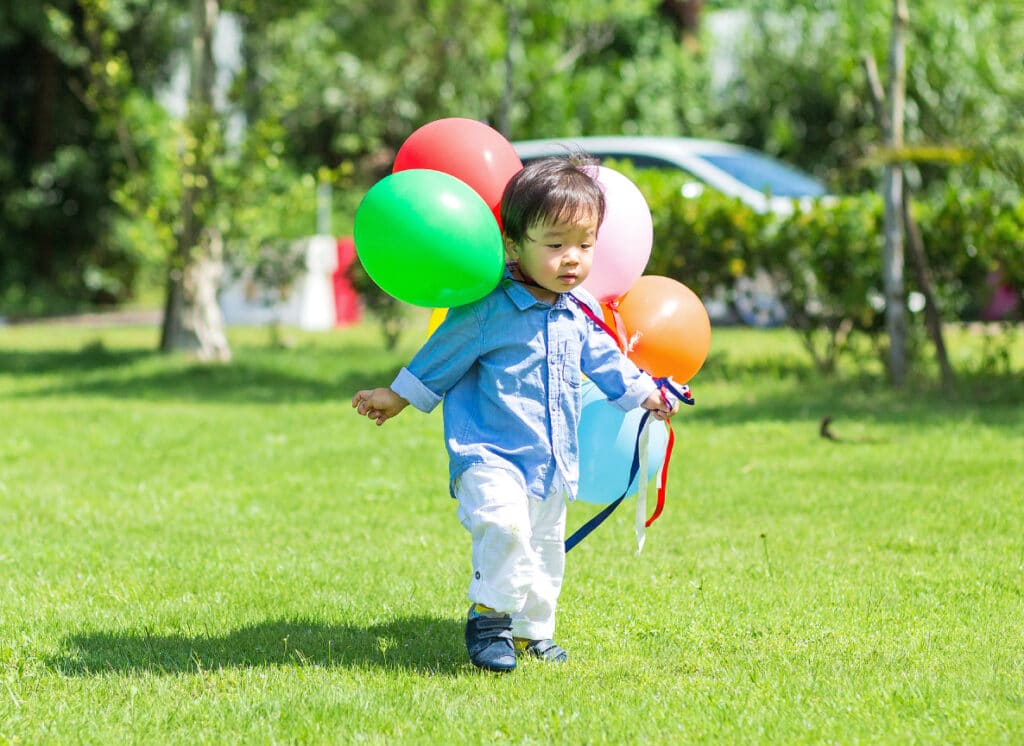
left=389, top=303, right=483, bottom=413
left=391, top=366, right=442, bottom=413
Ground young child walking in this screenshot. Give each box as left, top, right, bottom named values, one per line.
left=352, top=154, right=677, bottom=672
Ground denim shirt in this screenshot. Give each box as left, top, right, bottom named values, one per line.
left=391, top=275, right=657, bottom=500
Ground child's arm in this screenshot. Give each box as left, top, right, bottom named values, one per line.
left=352, top=387, right=409, bottom=426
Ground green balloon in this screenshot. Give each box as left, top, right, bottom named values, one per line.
left=354, top=169, right=505, bottom=307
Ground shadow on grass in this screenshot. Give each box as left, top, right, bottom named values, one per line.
left=2, top=345, right=400, bottom=405
left=0, top=347, right=152, bottom=376
left=5, top=338, right=1022, bottom=427
left=22, top=365, right=397, bottom=405
left=686, top=365, right=1024, bottom=431
left=50, top=615, right=469, bottom=676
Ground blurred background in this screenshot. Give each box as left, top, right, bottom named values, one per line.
left=1, top=0, right=1021, bottom=374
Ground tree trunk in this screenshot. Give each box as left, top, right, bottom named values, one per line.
left=882, top=0, right=908, bottom=386
left=660, top=0, right=703, bottom=51
left=862, top=51, right=954, bottom=388
left=160, top=0, right=229, bottom=360
left=902, top=183, right=953, bottom=387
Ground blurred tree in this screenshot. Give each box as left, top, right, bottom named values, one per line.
left=5, top=0, right=1019, bottom=369
left=709, top=0, right=1024, bottom=198
left=508, top=1, right=710, bottom=138
left=0, top=0, right=180, bottom=315
left=232, top=1, right=712, bottom=180
left=159, top=0, right=231, bottom=360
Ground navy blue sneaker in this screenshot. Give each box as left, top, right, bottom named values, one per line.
left=516, top=638, right=568, bottom=663
left=465, top=604, right=515, bottom=673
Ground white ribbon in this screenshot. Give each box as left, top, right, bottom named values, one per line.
left=635, top=417, right=650, bottom=555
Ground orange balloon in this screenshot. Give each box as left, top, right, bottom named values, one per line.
left=614, top=275, right=711, bottom=383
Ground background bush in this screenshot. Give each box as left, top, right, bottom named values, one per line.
left=623, top=166, right=1023, bottom=372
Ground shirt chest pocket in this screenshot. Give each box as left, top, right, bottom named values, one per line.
left=554, top=345, right=582, bottom=389
left=562, top=363, right=581, bottom=388
left=550, top=316, right=584, bottom=389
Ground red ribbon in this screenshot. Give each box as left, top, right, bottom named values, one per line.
left=645, top=423, right=674, bottom=527
left=603, top=299, right=629, bottom=353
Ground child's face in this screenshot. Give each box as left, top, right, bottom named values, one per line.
left=506, top=212, right=599, bottom=303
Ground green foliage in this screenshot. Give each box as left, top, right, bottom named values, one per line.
left=628, top=162, right=1022, bottom=374
left=109, top=92, right=184, bottom=294
left=510, top=1, right=710, bottom=137
left=0, top=0, right=181, bottom=315
left=916, top=187, right=1024, bottom=321
left=766, top=195, right=887, bottom=371
left=711, top=1, right=1024, bottom=198
left=628, top=164, right=769, bottom=296
left=234, top=1, right=505, bottom=175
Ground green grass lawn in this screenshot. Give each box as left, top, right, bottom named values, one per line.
left=2, top=318, right=1023, bottom=744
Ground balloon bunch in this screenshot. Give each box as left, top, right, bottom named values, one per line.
left=353, top=118, right=522, bottom=308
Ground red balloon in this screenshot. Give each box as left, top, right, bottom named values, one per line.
left=613, top=275, right=712, bottom=383
left=393, top=118, right=523, bottom=225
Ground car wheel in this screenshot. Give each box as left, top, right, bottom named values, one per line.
left=732, top=270, right=787, bottom=328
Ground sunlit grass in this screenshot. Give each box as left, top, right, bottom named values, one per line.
left=1, top=319, right=1022, bottom=744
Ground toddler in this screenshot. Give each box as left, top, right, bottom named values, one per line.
left=352, top=154, right=676, bottom=672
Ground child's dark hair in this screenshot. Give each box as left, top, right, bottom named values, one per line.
left=500, top=153, right=606, bottom=244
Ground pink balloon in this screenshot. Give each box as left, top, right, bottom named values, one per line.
left=581, top=166, right=653, bottom=303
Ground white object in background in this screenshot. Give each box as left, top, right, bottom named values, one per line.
left=279, top=235, right=338, bottom=331
left=220, top=235, right=338, bottom=330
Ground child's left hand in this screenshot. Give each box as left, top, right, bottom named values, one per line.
left=641, top=388, right=678, bottom=421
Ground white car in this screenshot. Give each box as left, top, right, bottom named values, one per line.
left=512, top=136, right=831, bottom=326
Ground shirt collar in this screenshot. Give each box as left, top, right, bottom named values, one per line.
left=500, top=270, right=574, bottom=312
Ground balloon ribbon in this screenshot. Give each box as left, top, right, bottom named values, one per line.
left=565, top=292, right=695, bottom=551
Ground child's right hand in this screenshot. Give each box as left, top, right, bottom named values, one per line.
left=641, top=388, right=678, bottom=422
left=352, top=387, right=409, bottom=426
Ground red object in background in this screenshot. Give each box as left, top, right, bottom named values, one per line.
left=982, top=270, right=1021, bottom=321
left=333, top=237, right=361, bottom=327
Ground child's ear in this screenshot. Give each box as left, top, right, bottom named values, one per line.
left=503, top=236, right=518, bottom=258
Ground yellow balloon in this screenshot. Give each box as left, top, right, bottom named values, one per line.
left=426, top=307, right=448, bottom=340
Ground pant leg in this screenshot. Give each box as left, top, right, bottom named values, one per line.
left=511, top=486, right=567, bottom=641
left=454, top=465, right=536, bottom=614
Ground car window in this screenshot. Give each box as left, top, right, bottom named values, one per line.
left=697, top=152, right=826, bottom=198
left=523, top=150, right=697, bottom=177
left=599, top=153, right=685, bottom=172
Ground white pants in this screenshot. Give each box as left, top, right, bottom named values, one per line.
left=454, top=464, right=567, bottom=641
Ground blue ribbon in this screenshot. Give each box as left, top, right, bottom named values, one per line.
left=565, top=410, right=651, bottom=552
left=564, top=376, right=694, bottom=553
